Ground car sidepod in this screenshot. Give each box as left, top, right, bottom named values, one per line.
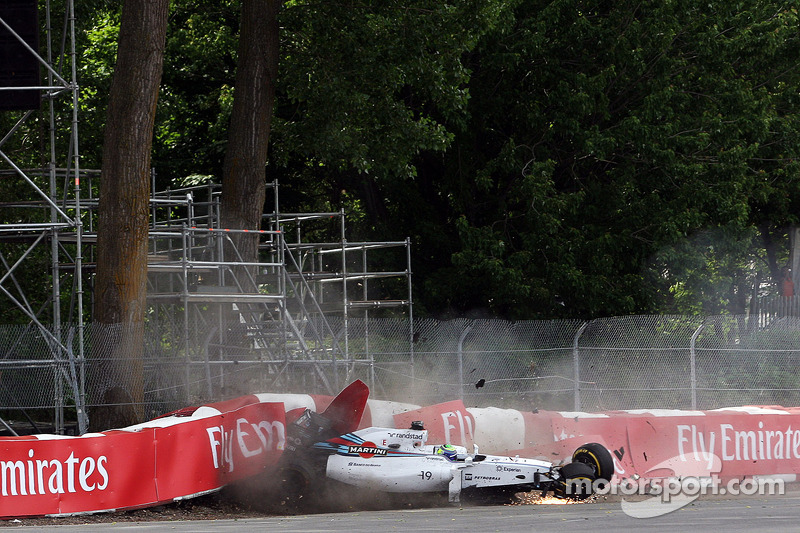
left=326, top=453, right=455, bottom=494
left=326, top=450, right=555, bottom=503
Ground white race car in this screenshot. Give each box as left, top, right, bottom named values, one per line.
left=270, top=382, right=613, bottom=507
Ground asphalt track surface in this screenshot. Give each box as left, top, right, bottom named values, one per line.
left=11, top=492, right=800, bottom=533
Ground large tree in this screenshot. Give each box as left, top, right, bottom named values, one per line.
left=219, top=0, right=280, bottom=268
left=91, top=0, right=170, bottom=430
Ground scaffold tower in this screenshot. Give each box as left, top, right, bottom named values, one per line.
left=0, top=0, right=87, bottom=434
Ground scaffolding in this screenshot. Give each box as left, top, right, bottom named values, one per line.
left=0, top=0, right=413, bottom=433
left=141, top=180, right=414, bottom=399
left=0, top=0, right=87, bottom=434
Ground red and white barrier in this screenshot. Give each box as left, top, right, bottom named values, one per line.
left=376, top=399, right=800, bottom=482
left=6, top=388, right=800, bottom=518
left=465, top=405, right=800, bottom=482
left=0, top=397, right=286, bottom=518
left=256, top=393, right=800, bottom=482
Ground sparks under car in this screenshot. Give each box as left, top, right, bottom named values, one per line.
left=270, top=381, right=614, bottom=506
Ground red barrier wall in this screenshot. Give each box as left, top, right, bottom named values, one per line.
left=0, top=401, right=286, bottom=518
left=506, top=406, right=800, bottom=481
left=393, top=400, right=475, bottom=447
left=392, top=401, right=800, bottom=481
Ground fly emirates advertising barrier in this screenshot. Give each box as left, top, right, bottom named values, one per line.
left=256, top=387, right=800, bottom=484
left=3, top=380, right=800, bottom=518
left=0, top=397, right=286, bottom=518
left=394, top=402, right=800, bottom=483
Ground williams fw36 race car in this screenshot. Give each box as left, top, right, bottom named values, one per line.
left=269, top=381, right=614, bottom=507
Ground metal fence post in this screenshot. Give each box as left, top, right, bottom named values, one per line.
left=573, top=321, right=588, bottom=411
left=690, top=323, right=704, bottom=410
left=457, top=321, right=474, bottom=401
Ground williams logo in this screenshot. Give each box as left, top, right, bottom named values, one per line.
left=348, top=442, right=387, bottom=459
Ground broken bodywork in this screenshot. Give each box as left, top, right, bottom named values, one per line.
left=268, top=381, right=614, bottom=506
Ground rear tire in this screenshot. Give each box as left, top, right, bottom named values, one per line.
left=572, top=443, right=614, bottom=490
left=275, top=463, right=314, bottom=511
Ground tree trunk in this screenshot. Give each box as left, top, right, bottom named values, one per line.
left=91, top=0, right=170, bottom=431
left=220, top=0, right=280, bottom=273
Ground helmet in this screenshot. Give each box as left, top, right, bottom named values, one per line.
left=437, top=444, right=457, bottom=460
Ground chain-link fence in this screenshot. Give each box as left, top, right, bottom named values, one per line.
left=3, top=314, right=800, bottom=434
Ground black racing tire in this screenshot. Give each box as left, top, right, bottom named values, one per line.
left=275, top=463, right=314, bottom=511
left=572, top=442, right=614, bottom=489
left=553, top=461, right=596, bottom=500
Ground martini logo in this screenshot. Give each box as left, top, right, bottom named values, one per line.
left=348, top=442, right=387, bottom=458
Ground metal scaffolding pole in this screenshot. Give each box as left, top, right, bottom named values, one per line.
left=0, top=0, right=85, bottom=434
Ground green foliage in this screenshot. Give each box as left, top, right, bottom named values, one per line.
left=77, top=1, right=237, bottom=185
left=269, top=1, right=512, bottom=225
left=419, top=0, right=800, bottom=318
left=7, top=0, right=800, bottom=321
left=76, top=6, right=120, bottom=170
left=275, top=1, right=495, bottom=178
left=156, top=0, right=239, bottom=184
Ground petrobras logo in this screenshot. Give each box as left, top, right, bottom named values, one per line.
left=348, top=442, right=388, bottom=459
left=1, top=449, right=109, bottom=496
left=207, top=417, right=286, bottom=473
